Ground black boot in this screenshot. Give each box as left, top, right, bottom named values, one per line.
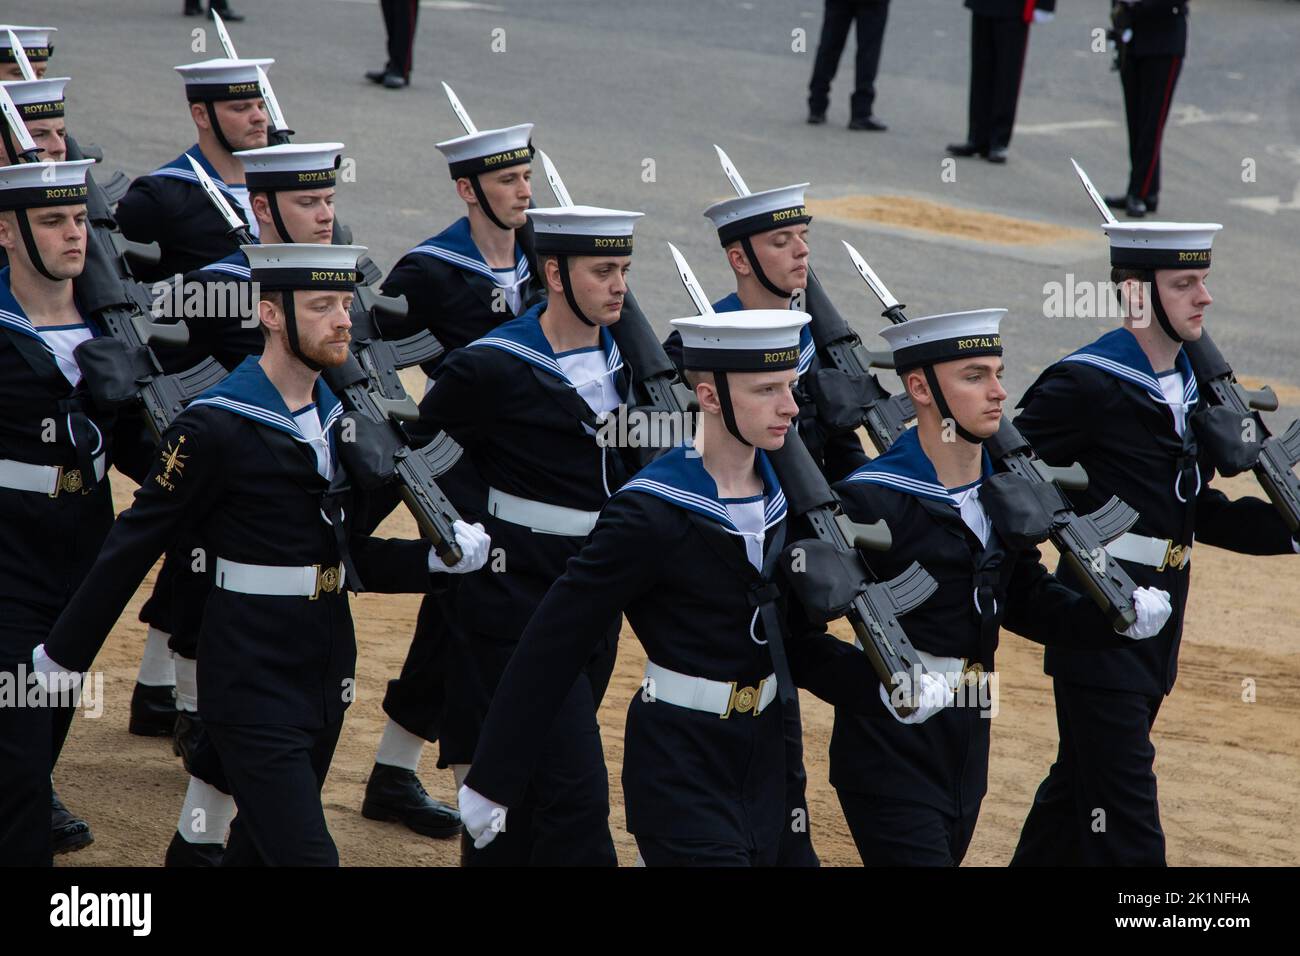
left=184, top=1, right=203, bottom=14
left=165, top=830, right=224, bottom=867
left=129, top=682, right=177, bottom=737
left=173, top=710, right=202, bottom=770
left=946, top=141, right=987, bottom=158
left=51, top=790, right=93, bottom=855
left=361, top=763, right=461, bottom=838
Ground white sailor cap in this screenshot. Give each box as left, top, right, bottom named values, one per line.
left=235, top=142, right=344, bottom=192
left=0, top=26, right=55, bottom=63
left=1103, top=221, right=1222, bottom=271
left=879, top=309, right=1005, bottom=371
left=703, top=183, right=811, bottom=246
left=436, top=123, right=534, bottom=179
left=1, top=76, right=69, bottom=119
left=175, top=57, right=274, bottom=102
left=0, top=158, right=92, bottom=211
left=526, top=205, right=644, bottom=257
left=243, top=243, right=366, bottom=292
left=671, top=309, right=811, bottom=372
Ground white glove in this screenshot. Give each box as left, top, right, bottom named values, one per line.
left=457, top=784, right=507, bottom=849
left=879, top=672, right=954, bottom=725
left=31, top=644, right=79, bottom=697
left=1121, top=587, right=1173, bottom=640
left=1032, top=9, right=1054, bottom=24
left=429, top=520, right=490, bottom=575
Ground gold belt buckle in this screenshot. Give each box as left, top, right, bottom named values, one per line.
left=723, top=678, right=766, bottom=719
left=959, top=658, right=984, bottom=691
left=311, top=563, right=343, bottom=600
left=50, top=465, right=85, bottom=498
left=1160, top=541, right=1189, bottom=572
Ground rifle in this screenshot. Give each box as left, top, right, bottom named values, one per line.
left=711, top=146, right=913, bottom=454
left=186, top=157, right=465, bottom=563
left=669, top=244, right=936, bottom=715
left=841, top=238, right=1142, bottom=630
left=1069, top=159, right=1300, bottom=535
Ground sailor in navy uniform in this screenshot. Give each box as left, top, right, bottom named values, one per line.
left=664, top=182, right=867, bottom=866
left=419, top=206, right=645, bottom=866
left=36, top=243, right=491, bottom=866
left=0, top=76, right=69, bottom=165
left=830, top=309, right=1172, bottom=866
left=0, top=25, right=53, bottom=82
left=158, top=143, right=347, bottom=867
left=1011, top=220, right=1300, bottom=866
left=358, top=124, right=544, bottom=842
left=0, top=159, right=121, bottom=865
left=115, top=58, right=271, bottom=284
left=459, top=309, right=886, bottom=866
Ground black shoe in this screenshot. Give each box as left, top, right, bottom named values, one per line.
left=986, top=147, right=1008, bottom=164
left=209, top=5, right=244, bottom=21
left=848, top=116, right=887, bottom=132
left=129, top=682, right=177, bottom=737
left=51, top=790, right=93, bottom=855
left=946, top=141, right=987, bottom=158
left=173, top=710, right=202, bottom=770
left=365, top=68, right=391, bottom=85
left=362, top=763, right=462, bottom=839
left=381, top=73, right=409, bottom=89
left=184, top=1, right=202, bottom=14
left=1103, top=193, right=1129, bottom=210
left=165, top=830, right=224, bottom=867
left=1144, top=195, right=1158, bottom=215
left=806, top=111, right=827, bottom=125
left=1125, top=195, right=1147, bottom=217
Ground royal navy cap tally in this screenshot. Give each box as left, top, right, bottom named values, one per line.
left=704, top=183, right=811, bottom=246
left=175, top=58, right=275, bottom=102
left=0, top=158, right=92, bottom=211
left=526, top=205, right=643, bottom=257
left=1103, top=221, right=1222, bottom=271
left=436, top=123, right=534, bottom=180
left=0, top=26, right=55, bottom=63
left=880, top=309, right=1005, bottom=370
left=672, top=310, right=812, bottom=372
left=235, top=142, right=344, bottom=192
left=243, top=243, right=365, bottom=292
left=1, top=76, right=69, bottom=120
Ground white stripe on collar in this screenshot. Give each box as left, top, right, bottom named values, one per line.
left=407, top=243, right=531, bottom=288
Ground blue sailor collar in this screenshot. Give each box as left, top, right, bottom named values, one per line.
left=712, top=291, right=815, bottom=376
left=1060, top=327, right=1199, bottom=410
left=189, top=355, right=344, bottom=448
left=197, top=248, right=252, bottom=280
left=149, top=144, right=239, bottom=201
left=619, top=443, right=787, bottom=533
left=467, top=301, right=624, bottom=388
left=405, top=216, right=532, bottom=289
left=843, top=425, right=993, bottom=506
left=0, top=267, right=97, bottom=351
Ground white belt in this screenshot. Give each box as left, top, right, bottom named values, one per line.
left=487, top=486, right=601, bottom=537
left=214, top=557, right=346, bottom=599
left=642, top=661, right=778, bottom=719
left=856, top=642, right=986, bottom=695
left=0, top=453, right=106, bottom=496
left=1105, top=532, right=1191, bottom=571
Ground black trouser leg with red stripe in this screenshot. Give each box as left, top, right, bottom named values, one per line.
left=1122, top=53, right=1182, bottom=204
left=382, top=0, right=419, bottom=81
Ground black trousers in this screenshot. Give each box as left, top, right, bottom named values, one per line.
left=0, top=658, right=54, bottom=866
left=381, top=589, right=449, bottom=744
left=637, top=833, right=781, bottom=867
left=1011, top=679, right=1166, bottom=866
left=380, top=0, right=420, bottom=80
left=807, top=0, right=890, bottom=120
left=205, top=718, right=345, bottom=866
left=837, top=790, right=979, bottom=866
left=1121, top=52, right=1182, bottom=202
left=776, top=693, right=819, bottom=866
left=965, top=13, right=1031, bottom=151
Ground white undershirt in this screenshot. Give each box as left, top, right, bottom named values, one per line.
left=227, top=184, right=260, bottom=240
left=292, top=404, right=332, bottom=480
left=724, top=497, right=767, bottom=571
left=1157, top=369, right=1188, bottom=438
left=37, top=324, right=94, bottom=386
left=491, top=264, right=524, bottom=316
left=557, top=347, right=620, bottom=417
left=949, top=482, right=992, bottom=548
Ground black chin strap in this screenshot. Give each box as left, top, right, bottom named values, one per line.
left=739, top=235, right=790, bottom=299
left=922, top=365, right=983, bottom=445
left=713, top=371, right=752, bottom=447
left=15, top=209, right=59, bottom=281
left=470, top=174, right=511, bottom=231
left=556, top=255, right=596, bottom=328
left=267, top=192, right=295, bottom=244
left=281, top=293, right=324, bottom=372
left=1142, top=269, right=1186, bottom=344
left=204, top=101, right=236, bottom=154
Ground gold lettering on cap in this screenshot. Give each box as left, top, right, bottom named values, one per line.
left=226, top=82, right=259, bottom=94
left=42, top=186, right=88, bottom=200
left=295, top=170, right=335, bottom=183
left=1177, top=251, right=1209, bottom=262
left=592, top=237, right=632, bottom=249
left=764, top=347, right=800, bottom=364
left=482, top=147, right=532, bottom=167
left=770, top=206, right=807, bottom=223
left=19, top=101, right=61, bottom=117
left=309, top=270, right=355, bottom=282
left=955, top=336, right=1001, bottom=350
